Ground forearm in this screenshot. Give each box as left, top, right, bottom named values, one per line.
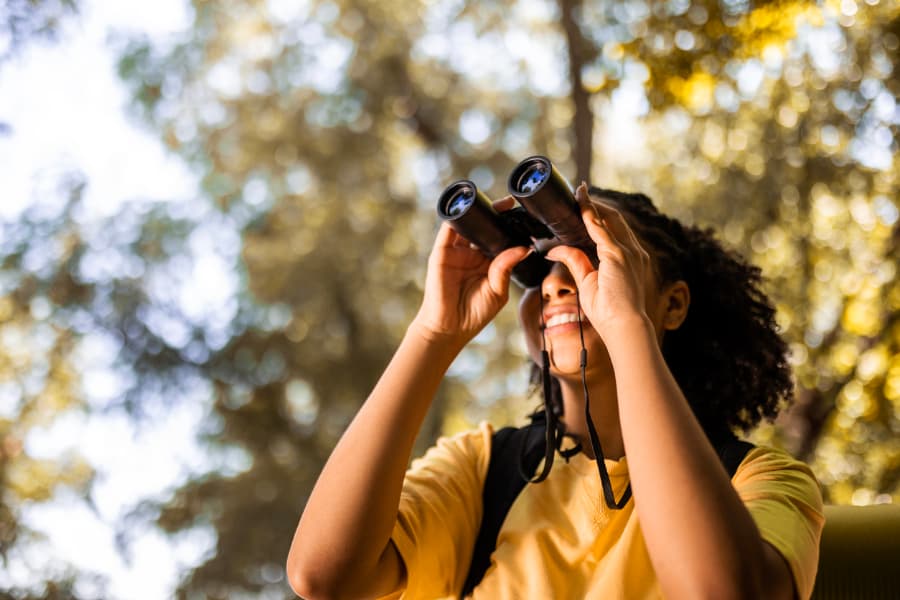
left=287, top=323, right=464, bottom=598
left=607, top=317, right=766, bottom=598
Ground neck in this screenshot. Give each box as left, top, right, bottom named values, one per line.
left=556, top=370, right=625, bottom=461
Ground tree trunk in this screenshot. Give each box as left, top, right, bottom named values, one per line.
left=558, top=0, right=594, bottom=184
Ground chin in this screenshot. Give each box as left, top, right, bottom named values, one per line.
left=547, top=341, right=614, bottom=381
left=545, top=340, right=583, bottom=368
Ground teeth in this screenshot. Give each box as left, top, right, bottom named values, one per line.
left=545, top=312, right=581, bottom=328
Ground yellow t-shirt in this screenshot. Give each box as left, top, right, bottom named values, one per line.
left=386, top=422, right=824, bottom=600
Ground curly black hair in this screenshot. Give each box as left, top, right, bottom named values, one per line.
left=530, top=186, right=793, bottom=443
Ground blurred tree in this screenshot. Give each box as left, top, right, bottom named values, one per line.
left=0, top=173, right=93, bottom=599
left=0, top=167, right=235, bottom=596
left=1, top=0, right=894, bottom=597
left=113, top=1, right=578, bottom=596
left=0, top=4, right=87, bottom=598
left=108, top=0, right=898, bottom=597
left=0, top=0, right=79, bottom=63
left=0, top=1, right=80, bottom=148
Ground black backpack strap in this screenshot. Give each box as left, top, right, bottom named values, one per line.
left=461, top=419, right=755, bottom=597
left=718, top=438, right=755, bottom=478
left=461, top=416, right=546, bottom=597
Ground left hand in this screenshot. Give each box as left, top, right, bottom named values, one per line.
left=544, top=183, right=653, bottom=339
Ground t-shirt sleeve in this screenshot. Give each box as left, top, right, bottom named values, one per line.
left=383, top=422, right=494, bottom=599
left=731, top=446, right=825, bottom=600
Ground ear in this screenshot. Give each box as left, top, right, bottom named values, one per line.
left=658, top=280, right=690, bottom=331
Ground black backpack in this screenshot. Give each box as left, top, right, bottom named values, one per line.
left=460, top=413, right=755, bottom=596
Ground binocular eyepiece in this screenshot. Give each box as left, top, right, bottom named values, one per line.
left=437, top=156, right=594, bottom=287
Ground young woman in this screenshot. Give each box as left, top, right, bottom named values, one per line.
left=287, top=183, right=824, bottom=599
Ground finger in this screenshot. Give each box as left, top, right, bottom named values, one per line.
left=574, top=184, right=620, bottom=247
left=581, top=208, right=617, bottom=248
left=576, top=183, right=637, bottom=245
left=487, top=246, right=531, bottom=296
left=575, top=203, right=628, bottom=262
left=575, top=182, right=600, bottom=222
left=436, top=223, right=476, bottom=250
left=447, top=227, right=475, bottom=249
left=434, top=222, right=457, bottom=248
left=451, top=232, right=473, bottom=248
left=492, top=195, right=516, bottom=212
left=544, top=245, right=596, bottom=285
left=434, top=223, right=481, bottom=256
left=575, top=181, right=594, bottom=211
left=588, top=196, right=642, bottom=251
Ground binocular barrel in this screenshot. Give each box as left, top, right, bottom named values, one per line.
left=437, top=180, right=523, bottom=258
left=508, top=156, right=593, bottom=253
left=437, top=156, right=591, bottom=287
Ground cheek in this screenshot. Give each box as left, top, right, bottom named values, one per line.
left=517, top=289, right=543, bottom=361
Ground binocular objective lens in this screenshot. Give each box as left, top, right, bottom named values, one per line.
left=446, top=187, right=475, bottom=216
left=517, top=164, right=548, bottom=194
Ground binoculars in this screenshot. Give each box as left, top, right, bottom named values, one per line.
left=437, top=156, right=594, bottom=287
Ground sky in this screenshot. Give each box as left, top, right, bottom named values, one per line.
left=0, top=2, right=197, bottom=220
left=0, top=2, right=217, bottom=598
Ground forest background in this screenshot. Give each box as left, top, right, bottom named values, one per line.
left=1, top=0, right=898, bottom=598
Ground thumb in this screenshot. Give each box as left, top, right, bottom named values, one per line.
left=545, top=245, right=595, bottom=284
left=487, top=246, right=532, bottom=296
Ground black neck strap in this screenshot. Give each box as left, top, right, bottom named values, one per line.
left=533, top=288, right=631, bottom=510
left=520, top=292, right=562, bottom=484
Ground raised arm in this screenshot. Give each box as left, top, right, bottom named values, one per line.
left=546, top=185, right=795, bottom=600
left=286, top=218, right=529, bottom=600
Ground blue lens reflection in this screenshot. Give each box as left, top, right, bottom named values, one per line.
left=518, top=164, right=548, bottom=194
left=447, top=187, right=475, bottom=216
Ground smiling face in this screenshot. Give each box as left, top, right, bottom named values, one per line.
left=518, top=261, right=615, bottom=379
left=516, top=209, right=690, bottom=382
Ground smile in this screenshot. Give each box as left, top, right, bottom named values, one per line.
left=544, top=312, right=582, bottom=329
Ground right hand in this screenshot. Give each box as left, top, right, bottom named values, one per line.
left=410, top=197, right=531, bottom=347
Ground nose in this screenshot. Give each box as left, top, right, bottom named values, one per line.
left=542, top=262, right=576, bottom=300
